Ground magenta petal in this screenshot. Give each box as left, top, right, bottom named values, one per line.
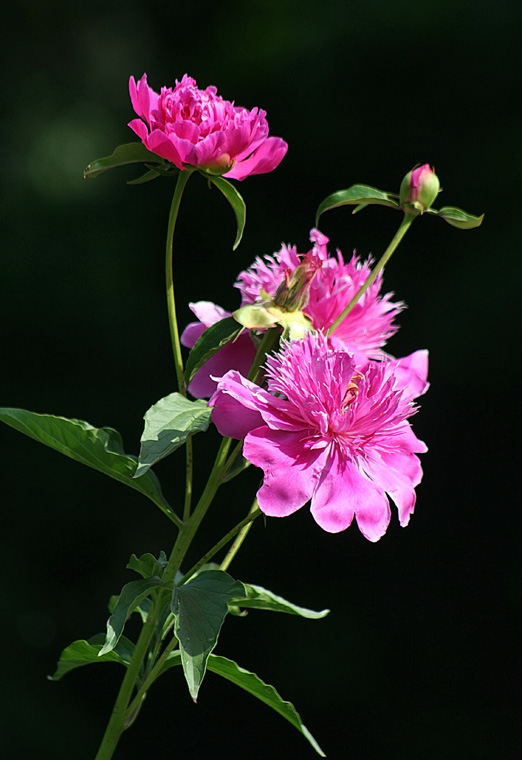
left=363, top=452, right=420, bottom=526
left=128, top=118, right=150, bottom=142
left=189, top=333, right=257, bottom=399
left=143, top=130, right=185, bottom=168
left=225, top=137, right=288, bottom=180
left=245, top=428, right=325, bottom=517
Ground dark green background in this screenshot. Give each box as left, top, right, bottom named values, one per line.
left=2, top=1, right=520, bottom=758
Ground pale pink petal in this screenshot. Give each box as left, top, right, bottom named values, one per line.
left=189, top=301, right=231, bottom=326
left=245, top=428, right=326, bottom=516
left=390, top=349, right=429, bottom=399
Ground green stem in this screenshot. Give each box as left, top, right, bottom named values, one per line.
left=165, top=169, right=195, bottom=519
left=220, top=499, right=260, bottom=572
left=125, top=636, right=180, bottom=724
left=247, top=326, right=280, bottom=382
left=179, top=505, right=262, bottom=584
left=165, top=169, right=194, bottom=394
left=327, top=212, right=416, bottom=335
left=163, top=436, right=233, bottom=586
left=94, top=601, right=162, bottom=760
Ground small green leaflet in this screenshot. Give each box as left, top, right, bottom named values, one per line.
left=207, top=175, right=246, bottom=250
left=427, top=205, right=485, bottom=229
left=134, top=392, right=212, bottom=478
left=83, top=142, right=166, bottom=179
left=172, top=570, right=245, bottom=701
left=160, top=652, right=326, bottom=756
left=184, top=316, right=243, bottom=387
left=49, top=636, right=135, bottom=681
left=99, top=577, right=167, bottom=656
left=228, top=582, right=330, bottom=619
left=316, top=184, right=400, bottom=225
left=0, top=408, right=177, bottom=523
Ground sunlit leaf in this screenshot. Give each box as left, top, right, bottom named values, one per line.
left=229, top=583, right=329, bottom=619
left=134, top=393, right=211, bottom=478
left=172, top=570, right=244, bottom=701
left=84, top=142, right=164, bottom=179
left=0, top=408, right=178, bottom=523
left=316, top=184, right=399, bottom=225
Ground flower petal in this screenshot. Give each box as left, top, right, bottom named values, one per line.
left=311, top=450, right=391, bottom=540
left=245, top=428, right=325, bottom=517
left=224, top=137, right=288, bottom=180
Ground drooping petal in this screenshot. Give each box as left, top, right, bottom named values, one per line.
left=245, top=427, right=326, bottom=517
left=209, top=370, right=272, bottom=439
left=224, top=137, right=288, bottom=180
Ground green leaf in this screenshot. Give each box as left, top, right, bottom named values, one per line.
left=184, top=316, right=243, bottom=387
left=49, top=636, right=135, bottom=681
left=207, top=175, right=246, bottom=250
left=172, top=570, right=245, bottom=701
left=0, top=408, right=178, bottom=524
left=100, top=577, right=167, bottom=656
left=134, top=393, right=212, bottom=478
left=229, top=583, right=329, bottom=619
left=126, top=167, right=163, bottom=185
left=428, top=205, right=485, bottom=229
left=316, top=183, right=400, bottom=225
left=84, top=142, right=165, bottom=179
left=127, top=551, right=168, bottom=579
left=160, top=652, right=325, bottom=756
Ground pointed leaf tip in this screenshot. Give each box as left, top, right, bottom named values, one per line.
left=206, top=175, right=246, bottom=249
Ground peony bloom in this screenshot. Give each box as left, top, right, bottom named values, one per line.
left=128, top=73, right=288, bottom=180
left=235, top=229, right=403, bottom=358
left=181, top=301, right=257, bottom=398
left=210, top=332, right=427, bottom=541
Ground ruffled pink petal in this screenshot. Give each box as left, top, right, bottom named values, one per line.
left=224, top=137, right=288, bottom=180
left=193, top=131, right=228, bottom=166
left=245, top=428, right=326, bottom=516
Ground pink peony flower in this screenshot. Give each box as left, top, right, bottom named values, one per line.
left=235, top=229, right=403, bottom=358
left=181, top=301, right=257, bottom=398
left=210, top=332, right=427, bottom=541
left=128, top=74, right=288, bottom=180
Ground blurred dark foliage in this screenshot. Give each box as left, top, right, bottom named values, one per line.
left=1, top=1, right=521, bottom=758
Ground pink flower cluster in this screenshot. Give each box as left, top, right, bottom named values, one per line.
left=183, top=229, right=428, bottom=541
left=128, top=74, right=288, bottom=180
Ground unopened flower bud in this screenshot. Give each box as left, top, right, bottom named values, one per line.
left=273, top=252, right=321, bottom=312
left=399, top=164, right=440, bottom=214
